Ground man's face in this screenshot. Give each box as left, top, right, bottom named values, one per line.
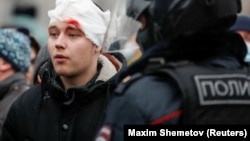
left=47, top=21, right=99, bottom=78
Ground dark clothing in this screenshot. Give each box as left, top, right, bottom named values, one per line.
left=96, top=31, right=250, bottom=141
left=1, top=53, right=126, bottom=141
left=0, top=73, right=29, bottom=137
left=32, top=46, right=49, bottom=85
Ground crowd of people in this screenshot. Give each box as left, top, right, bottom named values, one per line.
left=0, top=0, right=250, bottom=141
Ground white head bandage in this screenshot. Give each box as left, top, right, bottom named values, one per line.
left=48, top=0, right=111, bottom=48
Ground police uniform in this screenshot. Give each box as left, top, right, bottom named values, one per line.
left=96, top=31, right=250, bottom=141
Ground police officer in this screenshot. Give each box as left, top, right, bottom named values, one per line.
left=96, top=0, right=250, bottom=140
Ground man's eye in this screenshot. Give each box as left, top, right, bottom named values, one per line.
left=69, top=33, right=79, bottom=37
left=49, top=33, right=58, bottom=37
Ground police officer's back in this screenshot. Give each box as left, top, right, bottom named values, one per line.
left=96, top=0, right=250, bottom=140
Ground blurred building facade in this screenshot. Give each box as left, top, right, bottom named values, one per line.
left=0, top=0, right=249, bottom=42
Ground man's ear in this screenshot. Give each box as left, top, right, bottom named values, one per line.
left=95, top=48, right=100, bottom=53
left=94, top=44, right=101, bottom=53
left=0, top=58, right=12, bottom=71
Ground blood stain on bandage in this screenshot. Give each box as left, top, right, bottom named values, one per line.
left=65, top=19, right=80, bottom=27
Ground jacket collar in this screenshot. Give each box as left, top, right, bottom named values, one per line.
left=40, top=53, right=126, bottom=105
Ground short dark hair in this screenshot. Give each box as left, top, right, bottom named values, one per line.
left=29, top=35, right=40, bottom=54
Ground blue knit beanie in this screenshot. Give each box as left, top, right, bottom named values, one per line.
left=0, top=28, right=31, bottom=72
left=230, top=15, right=250, bottom=32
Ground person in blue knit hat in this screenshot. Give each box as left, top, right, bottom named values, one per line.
left=0, top=28, right=31, bottom=138
left=0, top=28, right=31, bottom=71
left=230, top=15, right=250, bottom=62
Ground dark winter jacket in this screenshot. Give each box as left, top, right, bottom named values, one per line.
left=96, top=31, right=250, bottom=141
left=0, top=73, right=29, bottom=138
left=1, top=53, right=126, bottom=141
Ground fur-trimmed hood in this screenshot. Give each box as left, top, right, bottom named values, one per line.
left=96, top=54, right=121, bottom=82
